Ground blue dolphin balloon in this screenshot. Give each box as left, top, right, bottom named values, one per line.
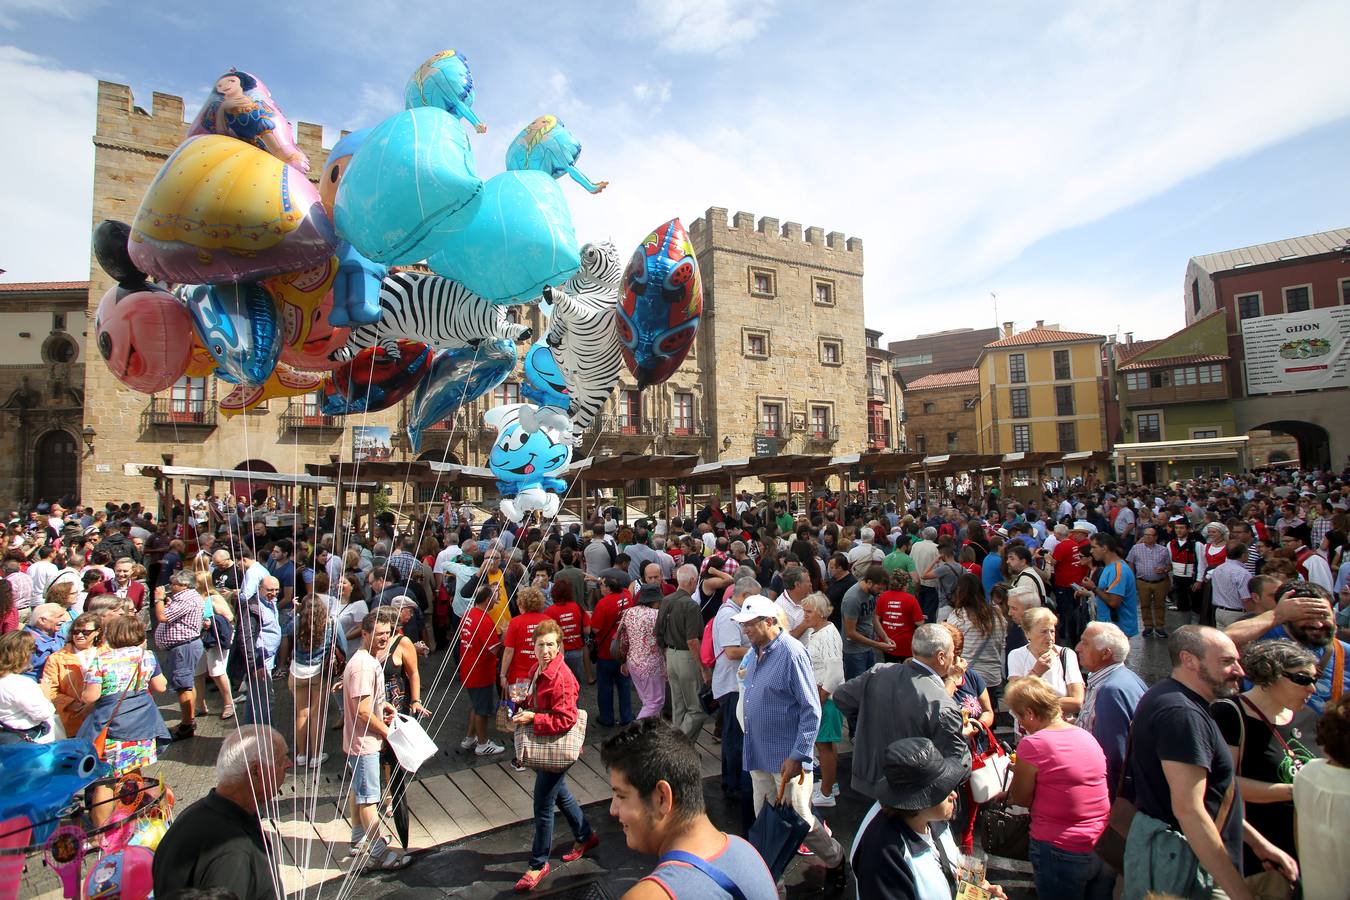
left=484, top=402, right=572, bottom=522
left=182, top=281, right=282, bottom=386
left=405, top=49, right=487, bottom=133
left=506, top=115, right=607, bottom=194
left=0, top=739, right=109, bottom=844
left=334, top=107, right=482, bottom=266
left=520, top=340, right=570, bottom=408
left=407, top=341, right=516, bottom=453
left=426, top=170, right=579, bottom=305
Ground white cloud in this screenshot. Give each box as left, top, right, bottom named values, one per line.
left=0, top=46, right=95, bottom=282
left=631, top=78, right=672, bottom=107
left=0, top=0, right=93, bottom=28
left=632, top=0, right=778, bottom=55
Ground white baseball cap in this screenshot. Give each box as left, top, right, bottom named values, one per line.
left=1071, top=520, right=1096, bottom=535
left=731, top=595, right=780, bottom=623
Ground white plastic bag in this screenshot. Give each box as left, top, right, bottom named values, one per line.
left=386, top=713, right=437, bottom=773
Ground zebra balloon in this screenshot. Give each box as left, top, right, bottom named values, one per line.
left=484, top=403, right=573, bottom=523
left=542, top=241, right=624, bottom=440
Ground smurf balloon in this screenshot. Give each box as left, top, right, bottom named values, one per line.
left=319, top=340, right=432, bottom=414
left=333, top=271, right=532, bottom=363
left=406, top=49, right=487, bottom=133
left=618, top=218, right=703, bottom=389
left=407, top=340, right=516, bottom=453
left=334, top=107, right=482, bottom=266
left=130, top=135, right=336, bottom=284
left=426, top=170, right=579, bottom=305
left=541, top=241, right=624, bottom=434
left=520, top=340, right=570, bottom=409
left=181, top=282, right=282, bottom=386
left=187, top=68, right=310, bottom=172
left=485, top=403, right=573, bottom=523
left=506, top=115, right=607, bottom=194
left=94, top=284, right=195, bottom=394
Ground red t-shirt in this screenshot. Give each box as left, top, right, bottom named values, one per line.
left=875, top=590, right=925, bottom=657
left=1051, top=538, right=1090, bottom=588
left=504, top=611, right=552, bottom=682
left=545, top=601, right=588, bottom=651
left=960, top=562, right=981, bottom=576
left=458, top=606, right=501, bottom=689
left=590, top=591, right=632, bottom=661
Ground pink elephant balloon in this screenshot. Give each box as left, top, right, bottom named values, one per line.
left=94, top=285, right=194, bottom=393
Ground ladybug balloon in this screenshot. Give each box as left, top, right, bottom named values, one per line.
left=617, top=218, right=703, bottom=389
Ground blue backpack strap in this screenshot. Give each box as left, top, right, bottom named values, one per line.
left=658, top=850, right=748, bottom=900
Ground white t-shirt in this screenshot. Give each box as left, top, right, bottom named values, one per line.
left=1007, top=644, right=1083, bottom=710
left=1294, top=759, right=1350, bottom=900
left=336, top=600, right=369, bottom=637
left=28, top=560, right=58, bottom=596
left=0, top=673, right=56, bottom=741
left=434, top=545, right=464, bottom=574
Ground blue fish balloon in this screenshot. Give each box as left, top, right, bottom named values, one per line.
left=407, top=341, right=516, bottom=453
left=427, top=170, right=579, bottom=305
left=405, top=49, right=487, bottom=133
left=520, top=340, right=570, bottom=408
left=484, top=402, right=572, bottom=522
left=0, top=739, right=109, bottom=844
left=334, top=107, right=482, bottom=266
left=182, top=281, right=282, bottom=386
left=506, top=115, right=607, bottom=194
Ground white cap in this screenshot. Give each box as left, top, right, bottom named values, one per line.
left=731, top=595, right=780, bottom=623
left=1071, top=520, right=1096, bottom=535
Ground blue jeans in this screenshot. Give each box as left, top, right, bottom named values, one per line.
left=1028, top=837, right=1113, bottom=900
left=595, top=658, right=633, bottom=726
left=530, top=768, right=592, bottom=869
left=239, top=664, right=273, bottom=728
left=843, top=650, right=875, bottom=681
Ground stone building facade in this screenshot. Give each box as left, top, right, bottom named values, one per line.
left=0, top=282, right=89, bottom=509
left=897, top=369, right=980, bottom=456
left=79, top=82, right=870, bottom=508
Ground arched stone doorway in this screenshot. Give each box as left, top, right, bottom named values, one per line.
left=1247, top=421, right=1330, bottom=470
left=231, top=459, right=278, bottom=506
left=33, top=429, right=79, bottom=506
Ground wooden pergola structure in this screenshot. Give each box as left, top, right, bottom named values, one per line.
left=562, top=454, right=701, bottom=525
left=305, top=460, right=499, bottom=533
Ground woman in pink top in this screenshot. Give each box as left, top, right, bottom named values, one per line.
left=1005, top=676, right=1111, bottom=900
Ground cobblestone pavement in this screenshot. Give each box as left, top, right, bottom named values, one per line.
left=19, top=608, right=1185, bottom=896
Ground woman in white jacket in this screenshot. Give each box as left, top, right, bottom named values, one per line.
left=802, top=592, right=845, bottom=809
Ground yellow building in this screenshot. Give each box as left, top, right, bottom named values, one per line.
left=974, top=322, right=1107, bottom=456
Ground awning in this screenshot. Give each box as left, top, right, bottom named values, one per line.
left=125, top=463, right=377, bottom=490
left=1112, top=436, right=1248, bottom=463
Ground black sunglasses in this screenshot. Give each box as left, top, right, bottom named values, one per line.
left=72, top=628, right=100, bottom=636
left=1283, top=671, right=1317, bottom=687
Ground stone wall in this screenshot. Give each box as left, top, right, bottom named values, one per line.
left=903, top=384, right=980, bottom=456
left=688, top=207, right=866, bottom=464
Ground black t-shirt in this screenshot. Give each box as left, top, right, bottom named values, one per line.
left=151, top=790, right=276, bottom=900
left=214, top=565, right=242, bottom=593
left=1129, top=679, right=1243, bottom=868
left=1211, top=698, right=1319, bottom=874
left=826, top=574, right=856, bottom=631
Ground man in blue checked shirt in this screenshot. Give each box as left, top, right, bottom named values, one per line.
left=735, top=595, right=847, bottom=890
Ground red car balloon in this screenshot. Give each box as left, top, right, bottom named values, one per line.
left=318, top=340, right=431, bottom=414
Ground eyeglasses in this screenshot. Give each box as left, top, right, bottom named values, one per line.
left=72, top=629, right=99, bottom=636
left=1283, top=671, right=1317, bottom=687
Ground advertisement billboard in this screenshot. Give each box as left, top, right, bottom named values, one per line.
left=1241, top=306, right=1350, bottom=395
left=351, top=425, right=393, bottom=463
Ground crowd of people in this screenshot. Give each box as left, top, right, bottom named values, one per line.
left=0, top=466, right=1348, bottom=899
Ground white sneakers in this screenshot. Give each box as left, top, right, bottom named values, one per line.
left=811, top=787, right=837, bottom=807
left=475, top=740, right=506, bottom=757
left=460, top=736, right=477, bottom=750
left=309, top=752, right=329, bottom=768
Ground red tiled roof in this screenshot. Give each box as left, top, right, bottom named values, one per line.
left=1118, top=354, right=1229, bottom=371
left=1115, top=339, right=1163, bottom=364
left=904, top=369, right=980, bottom=391
left=983, top=327, right=1105, bottom=349
left=0, top=281, right=90, bottom=292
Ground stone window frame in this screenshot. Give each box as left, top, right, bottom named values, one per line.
left=749, top=266, right=776, bottom=298
left=1012, top=423, right=1032, bottom=453
left=812, top=277, right=836, bottom=307
left=41, top=332, right=79, bottom=365
left=819, top=338, right=843, bottom=367
left=922, top=401, right=936, bottom=414
left=1282, top=283, right=1312, bottom=314
left=1236, top=292, right=1262, bottom=320
left=807, top=401, right=835, bottom=438
left=758, top=395, right=788, bottom=437
left=743, top=327, right=771, bottom=359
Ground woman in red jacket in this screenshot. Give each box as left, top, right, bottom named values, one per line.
left=510, top=619, right=597, bottom=891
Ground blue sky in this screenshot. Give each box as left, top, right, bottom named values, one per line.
left=3, top=0, right=1349, bottom=345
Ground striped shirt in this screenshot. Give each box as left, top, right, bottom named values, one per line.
left=155, top=588, right=205, bottom=647
left=1126, top=542, right=1171, bottom=582
left=741, top=631, right=820, bottom=772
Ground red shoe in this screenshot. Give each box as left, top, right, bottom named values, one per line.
left=514, top=863, right=550, bottom=892
left=562, top=833, right=600, bottom=862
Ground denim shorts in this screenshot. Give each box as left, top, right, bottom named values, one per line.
left=347, top=752, right=382, bottom=805
left=467, top=685, right=496, bottom=717
left=164, top=639, right=204, bottom=692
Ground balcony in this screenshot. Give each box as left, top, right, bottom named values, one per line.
left=867, top=379, right=889, bottom=401
left=1123, top=381, right=1229, bottom=406
left=868, top=430, right=891, bottom=450
left=587, top=415, right=658, bottom=438
left=279, top=402, right=341, bottom=432
left=803, top=425, right=841, bottom=447
left=755, top=421, right=787, bottom=441
left=143, top=397, right=217, bottom=430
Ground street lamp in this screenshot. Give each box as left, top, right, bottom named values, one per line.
left=81, top=424, right=96, bottom=457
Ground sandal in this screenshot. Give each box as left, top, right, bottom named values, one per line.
left=172, top=722, right=196, bottom=740
left=364, top=848, right=413, bottom=873
left=220, top=707, right=235, bottom=721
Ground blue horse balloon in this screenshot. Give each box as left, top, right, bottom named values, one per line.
left=181, top=281, right=282, bottom=386
left=427, top=170, right=579, bottom=305
left=334, top=107, right=482, bottom=266
left=406, top=49, right=487, bottom=133
left=0, top=739, right=109, bottom=844
left=407, top=341, right=516, bottom=453
left=520, top=340, right=570, bottom=409
left=506, top=115, right=607, bottom=194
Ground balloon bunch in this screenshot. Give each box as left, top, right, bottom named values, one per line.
left=91, top=52, right=704, bottom=525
